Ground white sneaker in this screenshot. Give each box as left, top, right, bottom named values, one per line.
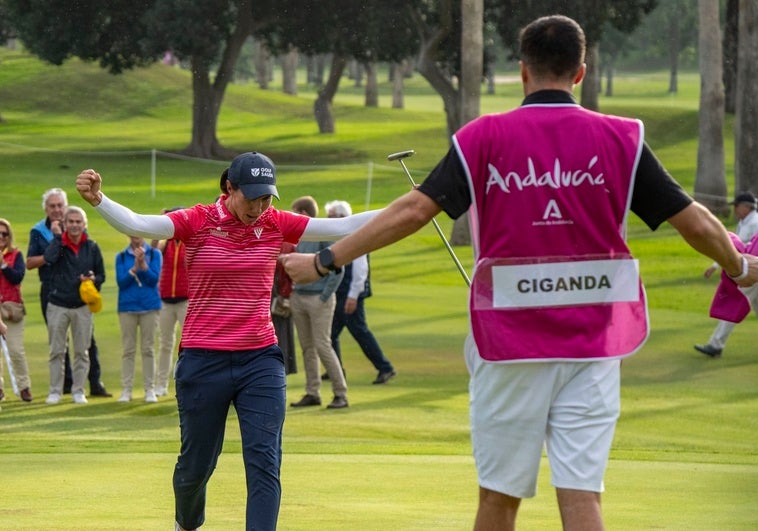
left=45, top=393, right=62, bottom=404
left=145, top=390, right=158, bottom=403
left=117, top=391, right=132, bottom=403
left=72, top=392, right=88, bottom=404
left=154, top=386, right=168, bottom=397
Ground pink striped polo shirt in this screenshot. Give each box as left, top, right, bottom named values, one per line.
left=168, top=197, right=308, bottom=351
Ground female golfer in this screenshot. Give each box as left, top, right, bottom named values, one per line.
left=76, top=152, right=376, bottom=531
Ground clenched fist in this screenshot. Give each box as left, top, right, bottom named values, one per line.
left=76, top=169, right=104, bottom=206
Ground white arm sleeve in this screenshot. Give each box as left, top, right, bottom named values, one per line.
left=300, top=210, right=381, bottom=241
left=95, top=194, right=175, bottom=240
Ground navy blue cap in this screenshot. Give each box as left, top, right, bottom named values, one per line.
left=228, top=152, right=279, bottom=200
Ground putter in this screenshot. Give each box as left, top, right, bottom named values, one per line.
left=387, top=150, right=472, bottom=287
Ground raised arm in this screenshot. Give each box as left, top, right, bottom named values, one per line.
left=76, top=169, right=175, bottom=240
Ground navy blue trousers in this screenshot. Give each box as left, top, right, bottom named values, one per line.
left=173, top=346, right=286, bottom=531
left=331, top=294, right=394, bottom=373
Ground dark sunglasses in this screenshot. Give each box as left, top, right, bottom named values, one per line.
left=0, top=231, right=9, bottom=237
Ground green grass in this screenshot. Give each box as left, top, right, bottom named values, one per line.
left=0, top=48, right=756, bottom=529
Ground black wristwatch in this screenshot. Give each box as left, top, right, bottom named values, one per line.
left=317, top=248, right=341, bottom=274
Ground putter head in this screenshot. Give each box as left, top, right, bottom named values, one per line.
left=387, top=150, right=415, bottom=161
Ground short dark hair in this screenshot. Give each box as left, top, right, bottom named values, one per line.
left=291, top=196, right=318, bottom=218
left=520, top=15, right=585, bottom=81
left=220, top=167, right=236, bottom=194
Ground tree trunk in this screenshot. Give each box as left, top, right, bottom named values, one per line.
left=723, top=0, right=739, bottom=114
left=364, top=61, right=378, bottom=107
left=451, top=0, right=484, bottom=247
left=350, top=59, right=363, bottom=87
left=694, top=0, right=727, bottom=213
left=314, top=54, right=348, bottom=134
left=668, top=5, right=680, bottom=94
left=580, top=41, right=600, bottom=111
left=412, top=0, right=461, bottom=137
left=604, top=61, right=614, bottom=97
left=391, top=60, right=406, bottom=109
left=187, top=61, right=224, bottom=158
left=281, top=46, right=298, bottom=95
left=183, top=0, right=253, bottom=158
left=735, top=0, right=758, bottom=194
left=308, top=54, right=327, bottom=85
left=255, top=39, right=270, bottom=90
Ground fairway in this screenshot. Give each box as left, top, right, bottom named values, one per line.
left=0, top=48, right=756, bottom=530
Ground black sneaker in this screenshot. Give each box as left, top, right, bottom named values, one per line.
left=290, top=394, right=321, bottom=407
left=90, top=385, right=113, bottom=397
left=372, top=370, right=397, bottom=384
left=694, top=344, right=722, bottom=358
left=326, top=395, right=349, bottom=409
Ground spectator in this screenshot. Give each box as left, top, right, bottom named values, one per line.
left=44, top=206, right=105, bottom=405
left=0, top=218, right=32, bottom=402
left=76, top=152, right=378, bottom=531
left=326, top=200, right=396, bottom=385
left=289, top=196, right=348, bottom=409
left=116, top=235, right=162, bottom=403
left=281, top=15, right=758, bottom=530
left=27, top=188, right=111, bottom=397
left=694, top=191, right=758, bottom=357
left=272, top=241, right=298, bottom=375
left=151, top=208, right=189, bottom=397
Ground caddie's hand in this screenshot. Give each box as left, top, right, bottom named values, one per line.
left=76, top=169, right=103, bottom=206
left=280, top=252, right=320, bottom=284
left=735, top=254, right=758, bottom=288
left=344, top=297, right=358, bottom=314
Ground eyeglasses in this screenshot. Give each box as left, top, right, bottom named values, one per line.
left=0, top=232, right=8, bottom=237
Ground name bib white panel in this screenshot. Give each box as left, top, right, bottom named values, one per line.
left=491, top=259, right=640, bottom=309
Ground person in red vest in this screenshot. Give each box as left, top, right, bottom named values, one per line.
left=151, top=207, right=189, bottom=397
left=0, top=217, right=32, bottom=402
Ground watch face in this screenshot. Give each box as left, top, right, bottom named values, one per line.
left=319, top=248, right=334, bottom=269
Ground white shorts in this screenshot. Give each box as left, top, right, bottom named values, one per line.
left=464, top=334, right=621, bottom=498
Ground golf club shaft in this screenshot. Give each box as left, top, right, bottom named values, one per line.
left=397, top=158, right=472, bottom=287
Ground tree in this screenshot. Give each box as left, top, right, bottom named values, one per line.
left=461, top=0, right=483, bottom=125
left=693, top=0, right=726, bottom=212
left=411, top=0, right=461, bottom=136
left=258, top=0, right=419, bottom=133
left=449, top=0, right=483, bottom=246
left=723, top=0, right=738, bottom=114
left=493, top=0, right=657, bottom=111
left=144, top=0, right=258, bottom=158
left=735, top=0, right=758, bottom=194
left=4, top=0, right=268, bottom=158
left=281, top=45, right=299, bottom=96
